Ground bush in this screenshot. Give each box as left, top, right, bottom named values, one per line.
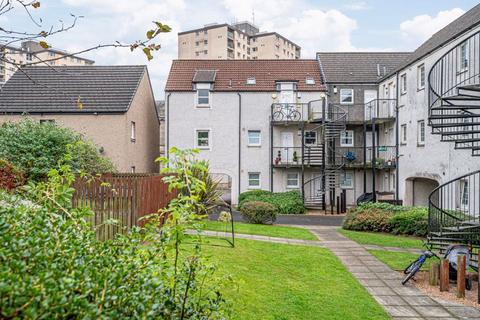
left=342, top=202, right=428, bottom=237
left=0, top=159, right=25, bottom=191
left=240, top=201, right=277, bottom=224
left=0, top=119, right=115, bottom=181
left=239, top=190, right=306, bottom=215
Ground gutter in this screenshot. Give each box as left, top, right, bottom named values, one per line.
left=395, top=72, right=400, bottom=202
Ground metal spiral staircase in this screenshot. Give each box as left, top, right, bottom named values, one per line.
left=427, top=30, right=480, bottom=267
left=303, top=103, right=347, bottom=208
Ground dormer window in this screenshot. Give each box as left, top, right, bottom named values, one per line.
left=192, top=70, right=216, bottom=108
left=196, top=83, right=211, bottom=107
left=246, top=77, right=256, bottom=85
left=305, top=77, right=315, bottom=85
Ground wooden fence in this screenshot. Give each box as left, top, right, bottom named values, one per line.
left=72, top=173, right=177, bottom=240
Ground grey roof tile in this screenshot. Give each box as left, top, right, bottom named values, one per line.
left=192, top=70, right=216, bottom=82
left=0, top=65, right=146, bottom=113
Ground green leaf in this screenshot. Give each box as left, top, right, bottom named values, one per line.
left=143, top=47, right=153, bottom=61
left=39, top=41, right=49, bottom=49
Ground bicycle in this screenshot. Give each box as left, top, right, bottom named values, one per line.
left=401, top=250, right=436, bottom=285
left=272, top=104, right=301, bottom=122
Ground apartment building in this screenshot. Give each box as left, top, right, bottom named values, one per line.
left=317, top=52, right=411, bottom=206
left=0, top=65, right=159, bottom=173
left=178, top=22, right=300, bottom=60
left=0, top=41, right=94, bottom=83
left=165, top=59, right=324, bottom=205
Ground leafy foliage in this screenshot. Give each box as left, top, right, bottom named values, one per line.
left=0, top=119, right=115, bottom=181
left=342, top=202, right=428, bottom=237
left=0, top=159, right=25, bottom=190
left=0, top=148, right=228, bottom=319
left=239, top=190, right=306, bottom=215
left=239, top=201, right=277, bottom=224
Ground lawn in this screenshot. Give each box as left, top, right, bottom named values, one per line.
left=339, top=229, right=424, bottom=249
left=369, top=249, right=436, bottom=271
left=201, top=220, right=317, bottom=241
left=200, top=238, right=389, bottom=320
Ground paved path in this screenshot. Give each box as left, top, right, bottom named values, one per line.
left=307, top=226, right=480, bottom=320
left=208, top=211, right=344, bottom=226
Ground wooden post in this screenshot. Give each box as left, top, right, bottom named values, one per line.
left=440, top=259, right=449, bottom=292
left=429, top=262, right=440, bottom=286
left=457, top=254, right=466, bottom=299
left=478, top=266, right=480, bottom=304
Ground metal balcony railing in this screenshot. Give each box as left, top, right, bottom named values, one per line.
left=272, top=147, right=303, bottom=166
left=364, top=99, right=397, bottom=121
left=333, top=146, right=397, bottom=167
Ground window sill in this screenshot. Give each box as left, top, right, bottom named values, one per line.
left=196, top=147, right=211, bottom=150
left=248, top=144, right=261, bottom=148
left=400, top=142, right=407, bottom=146
left=247, top=186, right=261, bottom=190
left=340, top=144, right=354, bottom=148
left=417, top=143, right=425, bottom=147
left=340, top=186, right=354, bottom=190
left=400, top=91, right=407, bottom=96
left=417, top=87, right=425, bottom=92
left=286, top=186, right=299, bottom=189
left=196, top=105, right=211, bottom=109
left=131, top=139, right=136, bottom=143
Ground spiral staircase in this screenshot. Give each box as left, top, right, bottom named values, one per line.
left=427, top=30, right=480, bottom=268
left=303, top=103, right=347, bottom=208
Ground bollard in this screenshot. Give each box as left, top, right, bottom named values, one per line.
left=440, top=259, right=449, bottom=292
left=457, top=254, right=466, bottom=299
left=429, top=262, right=440, bottom=286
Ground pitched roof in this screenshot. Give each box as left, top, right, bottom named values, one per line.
left=192, top=70, right=216, bottom=82
left=0, top=65, right=147, bottom=113
left=388, top=4, right=480, bottom=77
left=317, top=52, right=411, bottom=84
left=165, top=59, right=325, bottom=91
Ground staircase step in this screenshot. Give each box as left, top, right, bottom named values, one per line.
left=458, top=85, right=480, bottom=98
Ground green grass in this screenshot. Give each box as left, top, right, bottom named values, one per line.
left=369, top=249, right=436, bottom=271
left=200, top=238, right=389, bottom=320
left=339, top=229, right=424, bottom=249
left=202, top=220, right=317, bottom=241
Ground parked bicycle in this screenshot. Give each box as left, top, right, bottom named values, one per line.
left=402, top=250, right=436, bottom=285
left=272, top=104, right=301, bottom=122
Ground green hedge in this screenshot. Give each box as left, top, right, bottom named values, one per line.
left=239, top=190, right=306, bottom=215
left=342, top=202, right=428, bottom=237
left=240, top=201, right=277, bottom=224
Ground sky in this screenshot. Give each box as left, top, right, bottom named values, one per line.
left=5, top=0, right=480, bottom=98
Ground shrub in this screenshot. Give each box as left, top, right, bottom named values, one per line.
left=390, top=207, right=428, bottom=237
left=0, top=119, right=115, bottom=181
left=0, top=159, right=25, bottom=190
left=240, top=201, right=277, bottom=224
left=239, top=190, right=306, bottom=215
left=343, top=205, right=395, bottom=233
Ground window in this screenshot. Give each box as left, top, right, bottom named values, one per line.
left=130, top=121, right=136, bottom=142
left=195, top=41, right=199, bottom=46
left=204, top=50, right=208, bottom=54
left=196, top=130, right=210, bottom=149
left=458, top=41, right=469, bottom=71
left=286, top=173, right=299, bottom=188
left=246, top=77, right=256, bottom=85
left=305, top=77, right=315, bottom=85
left=304, top=131, right=317, bottom=145
left=196, top=83, right=210, bottom=107
left=400, top=74, right=407, bottom=94
left=460, top=180, right=469, bottom=207
left=340, top=89, right=354, bottom=104
left=340, top=130, right=354, bottom=147
left=204, top=40, right=208, bottom=45
left=417, top=120, right=425, bottom=146
left=248, top=172, right=260, bottom=188
left=340, top=172, right=354, bottom=189
left=417, top=64, right=425, bottom=89
left=401, top=124, right=407, bottom=144
left=248, top=130, right=261, bottom=146
left=26, top=53, right=33, bottom=61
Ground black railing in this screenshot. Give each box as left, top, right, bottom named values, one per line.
left=332, top=146, right=397, bottom=167
left=271, top=100, right=346, bottom=123
left=364, top=99, right=397, bottom=121
left=272, top=147, right=303, bottom=166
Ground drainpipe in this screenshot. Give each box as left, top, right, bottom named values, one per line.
left=166, top=93, right=171, bottom=161
left=363, top=120, right=367, bottom=194
left=270, top=104, right=274, bottom=192
left=237, top=93, right=242, bottom=202
left=372, top=118, right=377, bottom=202
left=395, top=72, right=400, bottom=203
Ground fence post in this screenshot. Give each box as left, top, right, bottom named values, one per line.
left=457, top=254, right=466, bottom=299
left=429, top=262, right=440, bottom=286
left=440, top=259, right=449, bottom=292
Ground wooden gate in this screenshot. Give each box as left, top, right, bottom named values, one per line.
left=72, top=173, right=176, bottom=240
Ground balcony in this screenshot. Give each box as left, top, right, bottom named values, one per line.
left=271, top=100, right=328, bottom=124
left=334, top=146, right=397, bottom=168
left=365, top=99, right=397, bottom=122
left=272, top=145, right=324, bottom=168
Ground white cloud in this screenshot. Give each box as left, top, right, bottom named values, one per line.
left=400, top=8, right=465, bottom=47
left=344, top=1, right=369, bottom=11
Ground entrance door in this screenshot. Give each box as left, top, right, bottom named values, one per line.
left=388, top=82, right=395, bottom=117
left=365, top=131, right=373, bottom=163
left=364, top=90, right=377, bottom=120
left=281, top=132, right=294, bottom=163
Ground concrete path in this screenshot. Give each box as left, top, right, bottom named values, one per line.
left=208, top=211, right=345, bottom=226
left=307, top=226, right=480, bottom=320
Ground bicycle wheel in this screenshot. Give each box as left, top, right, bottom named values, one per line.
left=272, top=111, right=284, bottom=121
left=403, top=257, right=420, bottom=274
left=290, top=110, right=301, bottom=121
left=402, top=262, right=422, bottom=285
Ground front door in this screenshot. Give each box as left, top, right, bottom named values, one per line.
left=364, top=90, right=377, bottom=120
left=365, top=131, right=373, bottom=163
left=281, top=132, right=294, bottom=163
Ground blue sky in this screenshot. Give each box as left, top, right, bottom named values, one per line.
left=5, top=0, right=480, bottom=97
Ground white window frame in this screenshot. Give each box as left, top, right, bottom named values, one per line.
left=304, top=131, right=317, bottom=145
left=340, top=130, right=354, bottom=147
left=417, top=120, right=425, bottom=146
left=286, top=172, right=299, bottom=189
left=401, top=124, right=407, bottom=145
left=458, top=41, right=469, bottom=72
left=340, top=88, right=354, bottom=105
left=340, top=172, right=354, bottom=189
left=195, top=83, right=211, bottom=108
left=130, top=121, right=136, bottom=142
left=460, top=179, right=469, bottom=208
left=417, top=64, right=425, bottom=90
left=195, top=129, right=211, bottom=149
left=247, top=130, right=261, bottom=146
left=400, top=73, right=407, bottom=94
left=247, top=172, right=261, bottom=189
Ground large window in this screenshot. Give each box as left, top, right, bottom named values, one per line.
left=340, top=172, right=354, bottom=189
left=340, top=89, right=354, bottom=104
left=417, top=64, right=425, bottom=89
left=286, top=172, right=299, bottom=188
left=458, top=41, right=469, bottom=71
left=196, top=83, right=211, bottom=107
left=401, top=124, right=407, bottom=144
left=400, top=74, right=407, bottom=94
left=248, top=172, right=261, bottom=189
left=304, top=131, right=317, bottom=145
left=195, top=129, right=210, bottom=149
left=248, top=130, right=261, bottom=146
left=340, top=130, right=354, bottom=147
left=417, top=120, right=425, bottom=146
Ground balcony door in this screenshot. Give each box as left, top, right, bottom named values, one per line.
left=388, top=82, right=395, bottom=117
left=281, top=132, right=294, bottom=164
left=364, top=90, right=377, bottom=120
left=365, top=131, right=373, bottom=163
